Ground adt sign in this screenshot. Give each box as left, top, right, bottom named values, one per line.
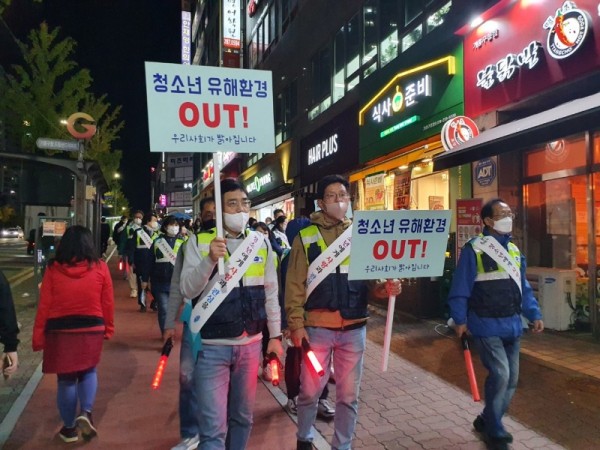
left=475, top=158, right=496, bottom=187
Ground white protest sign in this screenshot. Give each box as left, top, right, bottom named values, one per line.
left=145, top=62, right=275, bottom=154
left=348, top=210, right=451, bottom=281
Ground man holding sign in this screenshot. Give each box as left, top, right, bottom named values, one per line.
left=448, top=199, right=543, bottom=450
left=285, top=174, right=401, bottom=450
left=180, top=178, right=283, bottom=450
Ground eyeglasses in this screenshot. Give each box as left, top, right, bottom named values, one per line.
left=492, top=213, right=515, bottom=220
left=323, top=192, right=351, bottom=202
left=225, top=199, right=252, bottom=209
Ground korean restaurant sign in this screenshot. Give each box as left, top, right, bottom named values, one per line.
left=464, top=0, right=600, bottom=117
left=145, top=62, right=274, bottom=154
left=223, top=0, right=241, bottom=49
left=358, top=50, right=464, bottom=163
left=348, top=210, right=451, bottom=280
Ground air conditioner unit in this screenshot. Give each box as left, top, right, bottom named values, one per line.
left=526, top=267, right=577, bottom=331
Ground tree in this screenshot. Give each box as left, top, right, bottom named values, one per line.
left=0, top=22, right=127, bottom=203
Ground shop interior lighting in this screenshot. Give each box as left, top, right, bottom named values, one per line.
left=399, top=164, right=409, bottom=170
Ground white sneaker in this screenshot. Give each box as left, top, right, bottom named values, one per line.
left=317, top=398, right=335, bottom=419
left=130, top=289, right=137, bottom=298
left=262, top=362, right=273, bottom=381
left=286, top=397, right=297, bottom=415
left=171, top=434, right=199, bottom=450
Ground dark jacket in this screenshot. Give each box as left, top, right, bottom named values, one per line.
left=0, top=270, right=19, bottom=353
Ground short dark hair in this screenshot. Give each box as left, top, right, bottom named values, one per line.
left=160, top=215, right=179, bottom=233
left=317, top=174, right=349, bottom=199
left=273, top=209, right=284, bottom=217
left=220, top=178, right=248, bottom=199
left=481, top=198, right=506, bottom=221
left=142, top=212, right=156, bottom=226
left=51, top=225, right=99, bottom=267
left=200, top=197, right=215, bottom=213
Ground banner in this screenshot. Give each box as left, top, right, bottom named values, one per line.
left=145, top=62, right=274, bottom=154
left=456, top=199, right=482, bottom=259
left=394, top=172, right=411, bottom=209
left=348, top=210, right=451, bottom=280
left=364, top=172, right=386, bottom=210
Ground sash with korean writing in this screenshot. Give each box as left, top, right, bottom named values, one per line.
left=139, top=229, right=153, bottom=249
left=305, top=225, right=353, bottom=299
left=155, top=237, right=177, bottom=266
left=189, top=231, right=266, bottom=335
left=471, top=235, right=522, bottom=294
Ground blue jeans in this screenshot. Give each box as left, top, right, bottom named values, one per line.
left=194, top=339, right=261, bottom=450
left=474, top=336, right=520, bottom=439
left=297, top=326, right=366, bottom=450
left=179, top=323, right=199, bottom=438
left=151, top=283, right=169, bottom=334
left=57, top=367, right=97, bottom=427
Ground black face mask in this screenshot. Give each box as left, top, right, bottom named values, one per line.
left=202, top=219, right=216, bottom=230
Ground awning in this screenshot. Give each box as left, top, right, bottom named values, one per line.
left=433, top=92, right=600, bottom=171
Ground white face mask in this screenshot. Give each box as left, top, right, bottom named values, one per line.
left=151, top=221, right=159, bottom=230
left=133, top=218, right=142, bottom=226
left=323, top=201, right=349, bottom=221
left=493, top=217, right=513, bottom=234
left=224, top=212, right=249, bottom=234
left=166, top=226, right=179, bottom=236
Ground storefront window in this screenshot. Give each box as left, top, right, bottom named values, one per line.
left=410, top=167, right=449, bottom=210
left=333, top=27, right=345, bottom=103
left=524, top=133, right=586, bottom=177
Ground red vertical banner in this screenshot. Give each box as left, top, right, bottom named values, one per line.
left=394, top=172, right=411, bottom=210
left=456, top=199, right=483, bottom=259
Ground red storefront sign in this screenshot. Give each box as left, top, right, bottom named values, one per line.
left=463, top=0, right=600, bottom=117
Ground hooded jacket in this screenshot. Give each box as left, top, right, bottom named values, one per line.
left=33, top=260, right=114, bottom=351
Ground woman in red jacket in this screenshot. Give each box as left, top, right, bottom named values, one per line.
left=33, top=225, right=114, bottom=443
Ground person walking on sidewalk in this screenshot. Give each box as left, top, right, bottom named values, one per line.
left=0, top=269, right=19, bottom=379
left=32, top=225, right=114, bottom=443
left=125, top=211, right=144, bottom=297
left=163, top=237, right=200, bottom=450
left=180, top=178, right=283, bottom=450
left=448, top=198, right=544, bottom=450
left=150, top=216, right=186, bottom=336
left=285, top=174, right=401, bottom=450
left=132, top=212, right=160, bottom=312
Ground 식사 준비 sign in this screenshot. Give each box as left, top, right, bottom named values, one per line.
left=348, top=210, right=451, bottom=280
left=145, top=62, right=275, bottom=154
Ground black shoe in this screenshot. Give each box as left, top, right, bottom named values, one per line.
left=75, top=411, right=97, bottom=441
left=490, top=433, right=513, bottom=444
left=150, top=299, right=158, bottom=311
left=296, top=440, right=312, bottom=450
left=139, top=305, right=146, bottom=312
left=473, top=415, right=485, bottom=433
left=58, top=426, right=78, bottom=443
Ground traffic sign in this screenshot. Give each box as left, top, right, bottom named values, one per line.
left=35, top=137, right=81, bottom=152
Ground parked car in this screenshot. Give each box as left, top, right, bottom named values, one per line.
left=1, top=227, right=24, bottom=239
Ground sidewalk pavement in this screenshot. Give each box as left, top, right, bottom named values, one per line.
left=2, top=251, right=599, bottom=449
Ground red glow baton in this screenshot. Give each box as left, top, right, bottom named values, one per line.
left=267, top=352, right=281, bottom=386
left=302, top=338, right=324, bottom=377
left=461, top=333, right=480, bottom=402
left=151, top=338, right=173, bottom=390
left=118, top=258, right=124, bottom=271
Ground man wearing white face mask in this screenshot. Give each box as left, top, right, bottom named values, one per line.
left=448, top=198, right=543, bottom=450
left=180, top=178, right=283, bottom=450
left=286, top=174, right=401, bottom=450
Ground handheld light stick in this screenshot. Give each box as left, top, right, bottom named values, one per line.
left=461, top=333, right=481, bottom=402
left=302, top=338, right=324, bottom=377
left=267, top=352, right=281, bottom=386
left=151, top=338, right=173, bottom=390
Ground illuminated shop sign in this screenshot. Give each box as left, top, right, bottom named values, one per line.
left=543, top=1, right=590, bottom=60
left=246, top=173, right=273, bottom=194
left=223, top=0, right=241, bottom=49
left=308, top=133, right=338, bottom=165
left=441, top=116, right=480, bottom=152
left=181, top=11, right=191, bottom=65
left=473, top=29, right=499, bottom=50
left=476, top=41, right=542, bottom=90
left=359, top=56, right=455, bottom=126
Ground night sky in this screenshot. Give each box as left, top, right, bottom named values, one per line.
left=1, top=0, right=182, bottom=210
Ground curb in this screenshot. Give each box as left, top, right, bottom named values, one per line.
left=7, top=267, right=34, bottom=287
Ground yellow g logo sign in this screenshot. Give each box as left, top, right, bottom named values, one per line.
left=66, top=112, right=97, bottom=140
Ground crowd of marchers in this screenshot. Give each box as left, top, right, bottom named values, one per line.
left=0, top=173, right=543, bottom=450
